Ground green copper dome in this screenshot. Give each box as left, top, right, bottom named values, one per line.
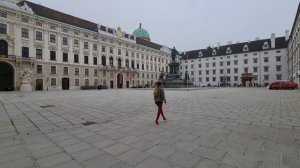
left=133, top=23, right=150, bottom=41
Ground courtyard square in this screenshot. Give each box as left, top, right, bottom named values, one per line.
left=0, top=88, right=300, bottom=168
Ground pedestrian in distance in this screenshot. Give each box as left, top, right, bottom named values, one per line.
left=153, top=81, right=167, bottom=125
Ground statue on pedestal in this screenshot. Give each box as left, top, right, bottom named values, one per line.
left=171, top=47, right=179, bottom=61
left=20, top=68, right=33, bottom=91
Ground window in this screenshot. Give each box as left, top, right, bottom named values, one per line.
left=109, top=47, right=113, bottom=54
left=199, top=77, right=202, bottom=82
left=102, top=45, right=106, bottom=52
left=264, top=57, right=268, bottom=63
left=234, top=60, right=238, bottom=65
left=264, top=52, right=268, bottom=55
left=234, top=68, right=238, bottom=73
left=244, top=59, right=248, bottom=64
left=243, top=45, right=249, bottom=52
left=227, top=69, right=231, bottom=74
left=199, top=64, right=202, bottom=68
left=234, top=76, right=238, bottom=81
left=22, top=47, right=29, bottom=57
left=131, top=60, right=135, bottom=68
left=253, top=58, right=258, bottom=63
left=85, top=69, right=89, bottom=76
left=50, top=25, right=56, bottom=30
left=191, top=64, right=194, bottom=69
left=264, top=66, right=269, bottom=72
left=51, top=78, right=56, bottom=86
left=93, top=44, right=97, bottom=51
left=74, top=39, right=79, bottom=47
left=142, top=64, right=144, bottom=70
left=84, top=42, right=89, bottom=49
left=276, top=50, right=281, bottom=53
left=212, top=77, right=216, bottom=82
left=199, top=70, right=202, bottom=75
left=36, top=22, right=43, bottom=27
left=75, top=68, right=79, bottom=75
left=276, top=56, right=281, bottom=62
left=118, top=49, right=121, bottom=55
left=85, top=79, right=89, bottom=86
left=212, top=62, right=216, bottom=67
left=126, top=59, right=129, bottom=68
left=63, top=28, right=68, bottom=33
left=109, top=57, right=113, bottom=67
left=220, top=62, right=223, bottom=66
left=36, top=49, right=42, bottom=59
left=206, top=70, right=209, bottom=75
left=227, top=61, right=230, bottom=66
left=213, top=69, right=216, bottom=75
left=50, top=51, right=56, bottom=61
left=63, top=53, right=68, bottom=62
left=21, top=28, right=29, bottom=38
left=51, top=66, right=56, bottom=74
left=74, top=54, right=79, bottom=63
left=21, top=18, right=28, bottom=23
left=84, top=56, right=89, bottom=64
left=0, top=11, right=7, bottom=18
left=63, top=67, right=68, bottom=75
left=276, top=74, right=282, bottom=80
left=75, top=79, right=79, bottom=86
left=126, top=51, right=129, bottom=56
left=244, top=67, right=248, bottom=73
left=254, top=75, right=258, bottom=81
left=276, top=65, right=281, bottom=71
left=74, top=31, right=79, bottom=35
left=206, top=63, right=209, bottom=68
left=264, top=75, right=269, bottom=81
left=62, top=37, right=68, bottom=45
left=0, top=23, right=7, bottom=34
left=206, top=77, right=209, bottom=82
left=94, top=69, right=97, bottom=76
left=253, top=67, right=258, bottom=73
left=36, top=31, right=43, bottom=41
left=50, top=34, right=56, bottom=43
left=36, top=65, right=42, bottom=74
left=220, top=69, right=224, bottom=74
left=93, top=57, right=97, bottom=65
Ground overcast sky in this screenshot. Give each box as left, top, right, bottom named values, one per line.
left=29, top=0, right=299, bottom=51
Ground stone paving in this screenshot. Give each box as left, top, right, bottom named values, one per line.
left=0, top=88, right=300, bottom=168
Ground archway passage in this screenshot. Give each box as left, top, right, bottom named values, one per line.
left=62, top=78, right=70, bottom=90
left=117, top=73, right=123, bottom=88
left=0, top=62, right=14, bottom=91
left=0, top=40, right=8, bottom=56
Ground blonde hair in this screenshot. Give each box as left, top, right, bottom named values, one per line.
left=154, top=82, right=162, bottom=96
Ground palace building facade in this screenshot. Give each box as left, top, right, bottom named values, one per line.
left=180, top=33, right=289, bottom=87
left=288, top=3, right=300, bottom=86
left=0, top=0, right=171, bottom=91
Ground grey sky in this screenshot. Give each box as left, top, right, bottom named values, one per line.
left=29, top=0, right=299, bottom=51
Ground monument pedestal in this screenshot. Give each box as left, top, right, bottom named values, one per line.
left=20, top=84, right=32, bottom=91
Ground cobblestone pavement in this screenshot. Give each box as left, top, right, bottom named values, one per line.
left=0, top=88, right=300, bottom=168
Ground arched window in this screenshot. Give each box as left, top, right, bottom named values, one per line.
left=212, top=49, right=217, bottom=56
left=226, top=47, right=232, bottom=54
left=262, top=42, right=269, bottom=49
left=0, top=40, right=8, bottom=55
left=131, top=60, right=135, bottom=68
left=125, top=59, right=129, bottom=68
left=198, top=51, right=203, bottom=57
left=118, top=58, right=122, bottom=68
left=109, top=57, right=113, bottom=67
left=101, top=55, right=106, bottom=66
left=243, top=44, right=249, bottom=52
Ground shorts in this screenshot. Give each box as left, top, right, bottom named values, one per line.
left=155, top=101, right=163, bottom=107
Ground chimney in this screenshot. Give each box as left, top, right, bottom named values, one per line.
left=285, top=30, right=290, bottom=41
left=271, top=33, right=275, bottom=49
left=227, top=41, right=232, bottom=45
left=217, top=42, right=220, bottom=49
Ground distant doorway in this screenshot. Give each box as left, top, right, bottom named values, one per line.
left=117, top=73, right=123, bottom=88
left=110, top=80, right=114, bottom=89
left=36, top=79, right=43, bottom=91
left=126, top=81, right=129, bottom=88
left=62, top=78, right=70, bottom=90
left=0, top=62, right=14, bottom=91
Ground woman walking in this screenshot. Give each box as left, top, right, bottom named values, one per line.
left=153, top=82, right=167, bottom=125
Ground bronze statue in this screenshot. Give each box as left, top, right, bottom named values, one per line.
left=171, top=47, right=179, bottom=61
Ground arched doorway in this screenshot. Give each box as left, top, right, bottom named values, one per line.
left=0, top=62, right=14, bottom=91
left=0, top=40, right=8, bottom=56
left=117, top=73, right=123, bottom=88
left=62, top=78, right=70, bottom=90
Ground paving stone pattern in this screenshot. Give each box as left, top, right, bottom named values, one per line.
left=0, top=88, right=300, bottom=168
